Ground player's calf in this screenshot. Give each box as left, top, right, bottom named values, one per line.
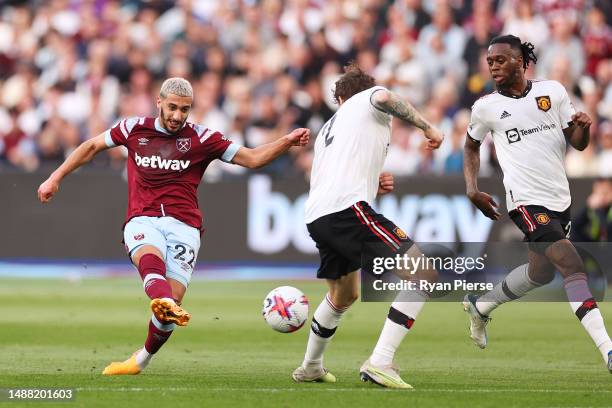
left=138, top=252, right=175, bottom=301
left=563, top=273, right=612, bottom=365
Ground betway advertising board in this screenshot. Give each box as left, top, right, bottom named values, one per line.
left=0, top=173, right=592, bottom=261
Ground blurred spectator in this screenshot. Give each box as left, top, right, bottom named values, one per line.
left=0, top=0, right=607, bottom=181
left=418, top=3, right=467, bottom=60
left=393, top=0, right=431, bottom=34
left=598, top=121, right=612, bottom=177
left=444, top=109, right=470, bottom=174
left=572, top=178, right=612, bottom=242
left=536, top=14, right=585, bottom=83
left=582, top=7, right=612, bottom=77
left=502, top=0, right=550, bottom=51
left=463, top=6, right=498, bottom=76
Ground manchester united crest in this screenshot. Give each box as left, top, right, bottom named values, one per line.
left=393, top=227, right=408, bottom=240
left=534, top=213, right=550, bottom=225
left=535, top=96, right=551, bottom=112
left=176, top=137, right=191, bottom=153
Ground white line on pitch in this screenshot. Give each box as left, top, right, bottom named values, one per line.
left=76, top=387, right=612, bottom=394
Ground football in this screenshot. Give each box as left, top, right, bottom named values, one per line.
left=262, top=286, right=309, bottom=333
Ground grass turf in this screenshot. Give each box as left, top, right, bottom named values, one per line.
left=1, top=278, right=610, bottom=407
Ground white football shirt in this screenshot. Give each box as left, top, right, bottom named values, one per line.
left=468, top=79, right=575, bottom=212
left=305, top=86, right=392, bottom=223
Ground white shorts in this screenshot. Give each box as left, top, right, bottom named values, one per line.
left=124, top=216, right=201, bottom=287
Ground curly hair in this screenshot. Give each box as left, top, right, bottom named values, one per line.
left=333, top=62, right=376, bottom=104
left=490, top=35, right=538, bottom=71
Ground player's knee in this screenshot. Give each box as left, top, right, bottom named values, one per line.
left=534, top=263, right=556, bottom=285
left=545, top=240, right=584, bottom=276
left=329, top=290, right=358, bottom=309
left=133, top=245, right=164, bottom=268
left=346, top=290, right=359, bottom=305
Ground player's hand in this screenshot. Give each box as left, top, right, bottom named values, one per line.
left=378, top=172, right=394, bottom=196
left=38, top=177, right=60, bottom=203
left=468, top=191, right=501, bottom=220
left=571, top=112, right=592, bottom=128
left=285, top=128, right=310, bottom=147
left=424, top=127, right=444, bottom=150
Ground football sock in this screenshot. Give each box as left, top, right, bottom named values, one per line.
left=564, top=273, right=612, bottom=362
left=138, top=314, right=176, bottom=368
left=370, top=290, right=427, bottom=367
left=138, top=253, right=174, bottom=301
left=476, top=263, right=540, bottom=316
left=302, top=293, right=348, bottom=369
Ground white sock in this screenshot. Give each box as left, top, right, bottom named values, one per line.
left=580, top=309, right=612, bottom=362
left=370, top=290, right=428, bottom=367
left=302, top=293, right=347, bottom=369
left=476, top=263, right=540, bottom=316
left=565, top=274, right=612, bottom=362
left=135, top=348, right=152, bottom=369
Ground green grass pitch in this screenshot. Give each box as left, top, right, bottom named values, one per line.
left=1, top=278, right=611, bottom=407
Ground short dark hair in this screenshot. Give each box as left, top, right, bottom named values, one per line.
left=333, top=62, right=376, bottom=104
left=489, top=34, right=538, bottom=70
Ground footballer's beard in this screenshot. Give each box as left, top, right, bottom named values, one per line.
left=159, top=108, right=186, bottom=134
left=496, top=68, right=524, bottom=92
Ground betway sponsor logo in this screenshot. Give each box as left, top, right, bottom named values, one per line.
left=134, top=153, right=190, bottom=170
left=247, top=175, right=493, bottom=255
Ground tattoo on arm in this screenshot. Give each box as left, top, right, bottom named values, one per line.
left=373, top=91, right=431, bottom=131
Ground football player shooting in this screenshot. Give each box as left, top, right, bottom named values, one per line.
left=37, top=77, right=310, bottom=375
left=293, top=63, right=444, bottom=389
left=463, top=35, right=612, bottom=373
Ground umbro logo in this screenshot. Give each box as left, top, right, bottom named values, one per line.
left=500, top=111, right=511, bottom=119
left=138, top=138, right=149, bottom=145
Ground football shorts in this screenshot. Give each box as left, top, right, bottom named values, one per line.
left=306, top=201, right=414, bottom=280
left=509, top=205, right=571, bottom=253
left=124, top=216, right=201, bottom=287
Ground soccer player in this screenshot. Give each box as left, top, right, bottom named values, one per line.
left=292, top=63, right=444, bottom=388
left=37, top=77, right=310, bottom=375
left=463, top=35, right=612, bottom=373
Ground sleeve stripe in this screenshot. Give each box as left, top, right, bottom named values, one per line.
left=125, top=117, right=139, bottom=134
left=467, top=133, right=482, bottom=145
left=369, top=88, right=388, bottom=114
left=104, top=129, right=116, bottom=147
left=120, top=120, right=128, bottom=139
left=199, top=129, right=212, bottom=143
left=221, top=143, right=240, bottom=163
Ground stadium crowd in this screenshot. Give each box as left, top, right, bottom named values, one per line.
left=0, top=0, right=610, bottom=180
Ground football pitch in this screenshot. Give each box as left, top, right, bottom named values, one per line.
left=1, top=278, right=611, bottom=407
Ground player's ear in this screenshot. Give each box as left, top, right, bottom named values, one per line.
left=156, top=96, right=162, bottom=109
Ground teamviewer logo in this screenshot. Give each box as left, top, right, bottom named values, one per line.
left=505, top=128, right=521, bottom=144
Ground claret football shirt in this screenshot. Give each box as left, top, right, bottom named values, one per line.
left=105, top=117, right=239, bottom=229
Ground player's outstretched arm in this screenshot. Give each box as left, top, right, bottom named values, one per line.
left=464, top=136, right=500, bottom=220
left=371, top=89, right=444, bottom=149
left=231, top=128, right=310, bottom=169
left=563, top=112, right=591, bottom=151
left=37, top=133, right=111, bottom=203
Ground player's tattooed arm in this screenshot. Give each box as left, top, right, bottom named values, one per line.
left=372, top=90, right=430, bottom=129
left=371, top=90, right=444, bottom=149
left=563, top=112, right=591, bottom=151
left=463, top=137, right=500, bottom=220
left=38, top=133, right=110, bottom=203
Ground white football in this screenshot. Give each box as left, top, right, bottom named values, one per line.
left=262, top=286, right=309, bottom=333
